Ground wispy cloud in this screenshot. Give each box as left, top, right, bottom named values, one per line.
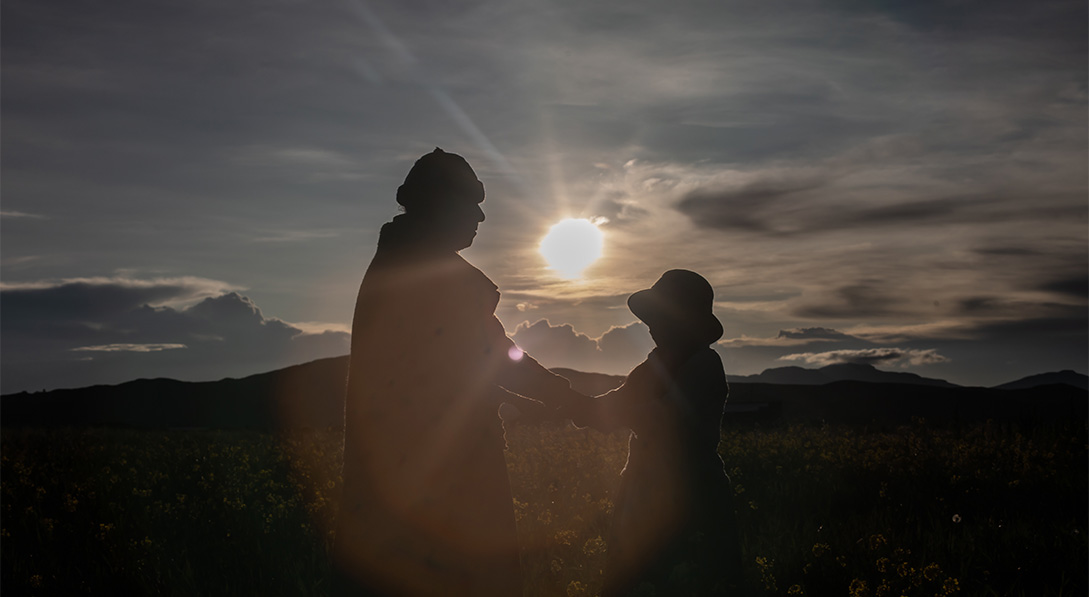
left=720, top=327, right=860, bottom=347
left=0, top=210, right=47, bottom=219
left=250, top=230, right=342, bottom=243
left=71, top=343, right=187, bottom=353
left=0, top=276, right=238, bottom=309
left=780, top=348, right=949, bottom=367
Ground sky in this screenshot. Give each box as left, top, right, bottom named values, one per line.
left=2, top=0, right=1086, bottom=393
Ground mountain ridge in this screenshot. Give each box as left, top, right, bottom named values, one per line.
left=993, top=370, right=1088, bottom=391
left=1, top=356, right=1085, bottom=430
left=727, top=363, right=959, bottom=387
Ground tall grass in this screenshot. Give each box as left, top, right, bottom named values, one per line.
left=2, top=420, right=1085, bottom=596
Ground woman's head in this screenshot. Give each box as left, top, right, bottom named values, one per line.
left=395, top=148, right=486, bottom=250
left=397, top=148, right=485, bottom=212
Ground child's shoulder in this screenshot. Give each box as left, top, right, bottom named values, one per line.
left=686, top=347, right=724, bottom=369
left=677, top=348, right=727, bottom=387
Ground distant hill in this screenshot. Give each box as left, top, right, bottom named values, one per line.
left=1, top=356, right=351, bottom=430
left=2, top=357, right=1084, bottom=430
left=728, top=363, right=958, bottom=388
left=993, top=370, right=1088, bottom=391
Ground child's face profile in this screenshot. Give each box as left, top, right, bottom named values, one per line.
left=648, top=323, right=705, bottom=351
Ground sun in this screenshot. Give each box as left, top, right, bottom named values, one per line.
left=539, top=218, right=604, bottom=279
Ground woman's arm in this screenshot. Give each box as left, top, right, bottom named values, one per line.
left=485, top=315, right=586, bottom=410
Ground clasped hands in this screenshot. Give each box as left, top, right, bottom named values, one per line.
left=504, top=388, right=587, bottom=427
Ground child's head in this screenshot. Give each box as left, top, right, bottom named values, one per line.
left=628, top=270, right=723, bottom=349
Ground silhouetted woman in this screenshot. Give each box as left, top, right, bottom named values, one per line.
left=333, top=148, right=580, bottom=596
left=564, top=270, right=744, bottom=596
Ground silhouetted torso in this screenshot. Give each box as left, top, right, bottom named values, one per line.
left=571, top=346, right=743, bottom=596
left=335, top=214, right=570, bottom=596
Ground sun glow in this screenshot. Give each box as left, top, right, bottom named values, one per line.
left=539, top=218, right=604, bottom=279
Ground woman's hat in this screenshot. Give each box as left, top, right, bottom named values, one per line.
left=627, top=269, right=724, bottom=344
left=396, top=147, right=485, bottom=210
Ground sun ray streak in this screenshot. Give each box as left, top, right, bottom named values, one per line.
left=347, top=0, right=528, bottom=196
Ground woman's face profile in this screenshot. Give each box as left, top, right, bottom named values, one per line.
left=427, top=200, right=486, bottom=251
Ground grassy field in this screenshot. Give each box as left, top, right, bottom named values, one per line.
left=2, top=420, right=1085, bottom=596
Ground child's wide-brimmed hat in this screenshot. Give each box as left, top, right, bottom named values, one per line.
left=627, top=269, right=724, bottom=344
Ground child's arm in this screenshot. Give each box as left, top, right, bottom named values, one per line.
left=562, top=362, right=661, bottom=432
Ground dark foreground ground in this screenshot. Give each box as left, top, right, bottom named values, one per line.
left=3, top=419, right=1086, bottom=596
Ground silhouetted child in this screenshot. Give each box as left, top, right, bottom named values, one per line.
left=563, top=269, right=744, bottom=596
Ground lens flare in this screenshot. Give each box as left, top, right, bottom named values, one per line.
left=539, top=218, right=604, bottom=279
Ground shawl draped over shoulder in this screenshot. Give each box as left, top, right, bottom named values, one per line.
left=335, top=215, right=569, bottom=596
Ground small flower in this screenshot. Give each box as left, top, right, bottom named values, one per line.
left=848, top=578, right=869, bottom=597
left=583, top=535, right=607, bottom=557
left=565, top=580, right=589, bottom=596
left=876, top=557, right=891, bottom=573
left=554, top=529, right=577, bottom=546
left=952, top=514, right=962, bottom=523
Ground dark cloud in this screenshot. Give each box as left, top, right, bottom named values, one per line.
left=970, top=312, right=1089, bottom=339
left=677, top=184, right=1086, bottom=237
left=776, top=327, right=856, bottom=341
left=674, top=177, right=828, bottom=234
left=835, top=0, right=1087, bottom=45
left=1037, top=275, right=1089, bottom=299
left=0, top=279, right=208, bottom=324
left=973, top=247, right=1043, bottom=257
left=0, top=279, right=349, bottom=393
left=793, top=283, right=903, bottom=319
left=955, top=297, right=1085, bottom=319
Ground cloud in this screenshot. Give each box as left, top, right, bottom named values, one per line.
left=0, top=275, right=235, bottom=310
left=793, top=283, right=904, bottom=319
left=720, top=327, right=859, bottom=347
left=0, top=210, right=47, bottom=219
left=1, top=278, right=349, bottom=393
left=779, top=348, right=949, bottom=367
left=776, top=327, right=856, bottom=341
left=71, top=343, right=187, bottom=352
left=1037, top=275, right=1089, bottom=299
left=512, top=320, right=600, bottom=365
left=249, top=229, right=341, bottom=243
left=674, top=175, right=830, bottom=234
left=510, top=319, right=653, bottom=375
left=675, top=178, right=1085, bottom=238
left=844, top=321, right=974, bottom=343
